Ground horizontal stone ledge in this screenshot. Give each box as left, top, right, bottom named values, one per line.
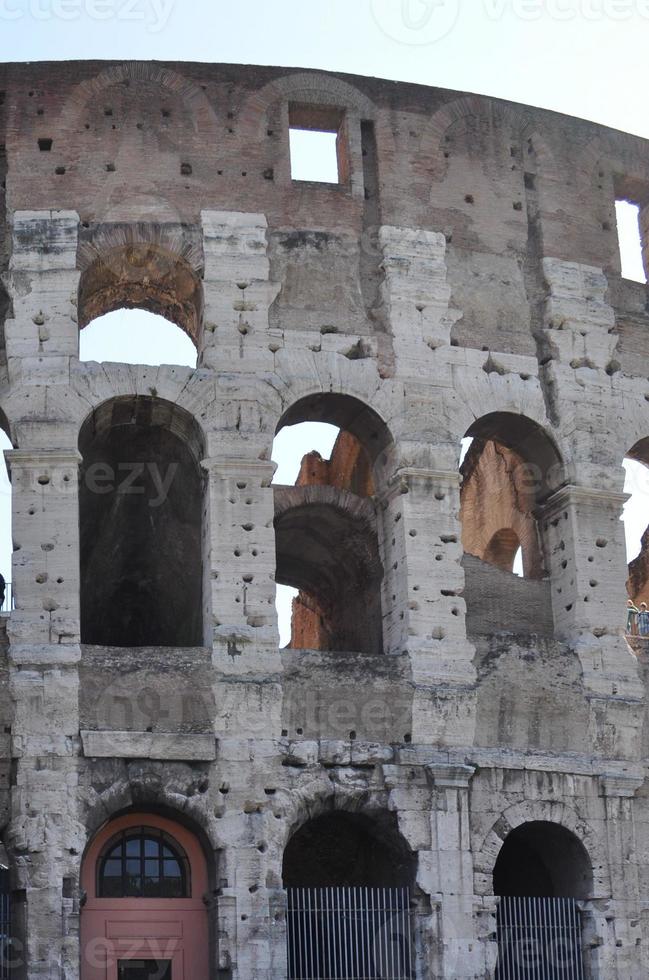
left=80, top=730, right=216, bottom=761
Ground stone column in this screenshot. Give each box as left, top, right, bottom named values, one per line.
left=592, top=774, right=645, bottom=980
left=425, top=764, right=479, bottom=980
left=4, top=447, right=83, bottom=977
left=540, top=485, right=644, bottom=710
left=377, top=225, right=460, bottom=379
left=200, top=209, right=280, bottom=375
left=5, top=211, right=79, bottom=386
left=6, top=449, right=81, bottom=653
left=202, top=457, right=282, bottom=739
left=388, top=461, right=476, bottom=747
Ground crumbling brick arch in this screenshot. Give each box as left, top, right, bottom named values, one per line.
left=274, top=487, right=383, bottom=654
left=78, top=395, right=208, bottom=647
left=483, top=527, right=521, bottom=574
left=78, top=227, right=204, bottom=351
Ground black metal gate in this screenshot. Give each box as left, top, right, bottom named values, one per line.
left=496, top=896, right=585, bottom=979
left=286, top=886, right=413, bottom=980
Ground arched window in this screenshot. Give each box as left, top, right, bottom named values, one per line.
left=97, top=826, right=190, bottom=899
left=460, top=413, right=563, bottom=636
left=272, top=394, right=392, bottom=653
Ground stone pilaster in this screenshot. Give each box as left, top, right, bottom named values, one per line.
left=388, top=464, right=476, bottom=746
left=377, top=225, right=460, bottom=380
left=6, top=449, right=81, bottom=654
left=200, top=210, right=280, bottom=375
left=426, top=764, right=478, bottom=980
left=202, top=457, right=282, bottom=739
left=5, top=211, right=79, bottom=386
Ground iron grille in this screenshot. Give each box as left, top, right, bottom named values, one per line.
left=496, top=896, right=585, bottom=980
left=286, top=886, right=413, bottom=980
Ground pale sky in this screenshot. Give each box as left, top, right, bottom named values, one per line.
left=1, top=1, right=647, bottom=628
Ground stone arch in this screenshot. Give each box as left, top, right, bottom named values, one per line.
left=69, top=365, right=216, bottom=440
left=464, top=410, right=564, bottom=502
left=473, top=800, right=609, bottom=899
left=451, top=368, right=559, bottom=448
left=81, top=765, right=222, bottom=854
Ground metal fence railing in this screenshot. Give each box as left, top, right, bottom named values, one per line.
left=286, top=886, right=413, bottom=980
left=496, top=895, right=584, bottom=980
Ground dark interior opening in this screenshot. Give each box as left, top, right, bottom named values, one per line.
left=79, top=396, right=205, bottom=647
left=493, top=821, right=592, bottom=899
left=283, top=811, right=416, bottom=889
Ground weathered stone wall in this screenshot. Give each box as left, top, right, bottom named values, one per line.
left=0, top=59, right=647, bottom=978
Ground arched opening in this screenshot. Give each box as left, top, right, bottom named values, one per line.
left=78, top=243, right=203, bottom=354
left=483, top=528, right=522, bottom=574
left=79, top=396, right=206, bottom=647
left=80, top=812, right=210, bottom=980
left=460, top=413, right=563, bottom=635
left=272, top=395, right=390, bottom=653
left=274, top=496, right=383, bottom=653
left=494, top=822, right=591, bottom=979
left=283, top=810, right=415, bottom=980
left=80, top=309, right=197, bottom=368
left=623, top=440, right=649, bottom=635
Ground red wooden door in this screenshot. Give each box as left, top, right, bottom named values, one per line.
left=80, top=814, right=209, bottom=980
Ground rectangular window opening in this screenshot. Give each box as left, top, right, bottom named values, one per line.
left=615, top=198, right=646, bottom=284
left=289, top=104, right=344, bottom=184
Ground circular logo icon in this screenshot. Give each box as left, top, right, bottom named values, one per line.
left=371, top=0, right=461, bottom=46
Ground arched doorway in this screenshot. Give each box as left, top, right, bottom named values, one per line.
left=493, top=821, right=592, bottom=979
left=80, top=813, right=209, bottom=980
left=283, top=810, right=415, bottom=980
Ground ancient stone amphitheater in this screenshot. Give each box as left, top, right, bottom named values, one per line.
left=0, top=59, right=647, bottom=979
